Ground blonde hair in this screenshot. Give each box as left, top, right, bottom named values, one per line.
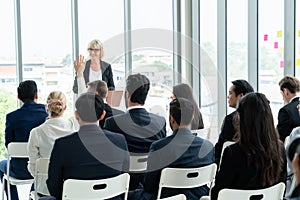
left=46, top=91, right=66, bottom=117
left=88, top=39, right=104, bottom=58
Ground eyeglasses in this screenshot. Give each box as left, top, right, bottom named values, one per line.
left=87, top=48, right=100, bottom=52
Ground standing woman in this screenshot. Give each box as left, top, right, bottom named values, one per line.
left=72, top=39, right=115, bottom=94
left=27, top=91, right=79, bottom=196
left=211, top=92, right=286, bottom=200
left=172, top=83, right=204, bottom=129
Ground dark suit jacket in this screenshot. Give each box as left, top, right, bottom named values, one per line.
left=277, top=97, right=300, bottom=142
left=99, top=103, right=125, bottom=128
left=72, top=59, right=115, bottom=93
left=211, top=142, right=287, bottom=200
left=128, top=128, right=215, bottom=200
left=46, top=125, right=130, bottom=200
left=5, top=101, right=48, bottom=176
left=103, top=107, right=166, bottom=189
left=214, top=111, right=236, bottom=166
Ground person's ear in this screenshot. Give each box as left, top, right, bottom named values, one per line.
left=75, top=111, right=80, bottom=121
left=99, top=110, right=106, bottom=121
left=35, top=93, right=38, bottom=100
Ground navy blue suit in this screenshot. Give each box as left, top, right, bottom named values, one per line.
left=277, top=97, right=300, bottom=142
left=104, top=107, right=166, bottom=190
left=72, top=59, right=115, bottom=93
left=2, top=101, right=47, bottom=200
left=46, top=125, right=130, bottom=200
left=128, top=128, right=215, bottom=200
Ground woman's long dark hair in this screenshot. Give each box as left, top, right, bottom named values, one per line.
left=237, top=92, right=283, bottom=186
left=173, top=83, right=204, bottom=129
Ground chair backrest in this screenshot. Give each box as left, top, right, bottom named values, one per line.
left=34, top=158, right=50, bottom=198
left=217, top=182, right=285, bottom=200
left=129, top=155, right=148, bottom=172
left=191, top=128, right=211, bottom=139
left=157, top=163, right=217, bottom=199
left=62, top=173, right=130, bottom=200
left=158, top=194, right=187, bottom=200
left=7, top=142, right=29, bottom=159
left=219, top=141, right=235, bottom=170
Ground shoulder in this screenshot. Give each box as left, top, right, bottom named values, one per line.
left=55, top=132, right=78, bottom=145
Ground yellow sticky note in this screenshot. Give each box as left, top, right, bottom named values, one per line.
left=298, top=30, right=300, bottom=37
left=297, top=58, right=300, bottom=66
left=281, top=47, right=284, bottom=54
left=277, top=30, right=282, bottom=38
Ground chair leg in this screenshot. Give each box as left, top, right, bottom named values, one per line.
left=6, top=179, right=10, bottom=200
left=1, top=178, right=5, bottom=200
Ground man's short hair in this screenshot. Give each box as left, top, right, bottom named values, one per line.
left=279, top=76, right=300, bottom=94
left=232, top=79, right=254, bottom=96
left=17, top=80, right=37, bottom=102
left=169, top=98, right=194, bottom=126
left=96, top=80, right=108, bottom=99
left=75, top=93, right=104, bottom=122
left=126, top=73, right=150, bottom=104
left=87, top=80, right=100, bottom=93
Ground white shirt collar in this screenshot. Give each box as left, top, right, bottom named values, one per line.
left=127, top=105, right=144, bottom=111
left=289, top=95, right=300, bottom=103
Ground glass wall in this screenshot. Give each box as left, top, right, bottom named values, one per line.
left=296, top=1, right=300, bottom=76
left=258, top=0, right=284, bottom=124
left=0, top=1, right=17, bottom=157
left=200, top=0, right=218, bottom=142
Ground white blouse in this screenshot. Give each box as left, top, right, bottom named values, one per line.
left=27, top=117, right=79, bottom=195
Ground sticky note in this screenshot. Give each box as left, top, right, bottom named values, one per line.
left=264, top=34, right=268, bottom=41
left=298, top=30, right=300, bottom=37
left=277, top=30, right=282, bottom=38
left=280, top=61, right=284, bottom=68
left=274, top=42, right=278, bottom=49
left=281, top=47, right=284, bottom=54
left=297, top=58, right=300, bottom=66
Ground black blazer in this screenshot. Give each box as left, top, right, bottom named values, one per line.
left=277, top=97, right=300, bottom=142
left=214, top=111, right=237, bottom=166
left=72, top=59, right=115, bottom=93
left=99, top=103, right=125, bottom=128
left=211, top=142, right=287, bottom=200
left=5, top=101, right=48, bottom=177
left=128, top=128, right=215, bottom=200
left=103, top=108, right=166, bottom=190
left=46, top=125, right=130, bottom=200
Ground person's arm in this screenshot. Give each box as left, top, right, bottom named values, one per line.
left=106, top=64, right=115, bottom=90
left=73, top=55, right=86, bottom=94
left=47, top=140, right=64, bottom=199
left=27, top=129, right=40, bottom=176
left=277, top=108, right=292, bottom=142
left=5, top=114, right=14, bottom=147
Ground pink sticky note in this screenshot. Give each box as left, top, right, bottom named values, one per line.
left=280, top=61, right=284, bottom=68
left=264, top=34, right=268, bottom=41
left=274, top=42, right=278, bottom=49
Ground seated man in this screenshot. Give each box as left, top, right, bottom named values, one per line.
left=129, top=98, right=214, bottom=200
left=0, top=80, right=48, bottom=200
left=104, top=73, right=166, bottom=189
left=46, top=93, right=130, bottom=200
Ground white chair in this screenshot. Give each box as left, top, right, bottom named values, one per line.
left=157, top=163, right=217, bottom=199
left=191, top=128, right=211, bottom=139
left=1, top=142, right=34, bottom=200
left=158, top=194, right=186, bottom=200
left=62, top=173, right=130, bottom=200
left=218, top=141, right=235, bottom=170
left=29, top=158, right=50, bottom=200
left=217, top=182, right=285, bottom=200
left=129, top=155, right=148, bottom=172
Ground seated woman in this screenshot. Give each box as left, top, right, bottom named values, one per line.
left=27, top=91, right=79, bottom=196
left=172, top=83, right=204, bottom=129
left=211, top=92, right=287, bottom=200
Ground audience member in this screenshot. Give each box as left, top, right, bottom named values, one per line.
left=72, top=39, right=115, bottom=94
left=27, top=91, right=79, bottom=196
left=214, top=79, right=254, bottom=166
left=0, top=80, right=48, bottom=200
left=104, top=73, right=166, bottom=189
left=46, top=93, right=129, bottom=200
left=172, top=83, right=204, bottom=129
left=128, top=98, right=214, bottom=200
left=291, top=153, right=300, bottom=200
left=277, top=76, right=300, bottom=142
left=211, top=92, right=287, bottom=200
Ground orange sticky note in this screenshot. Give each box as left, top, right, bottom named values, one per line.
left=297, top=58, right=300, bottom=66
left=274, top=42, right=278, bottom=49
left=277, top=30, right=282, bottom=38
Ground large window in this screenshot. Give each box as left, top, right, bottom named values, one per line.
left=131, top=0, right=173, bottom=132
left=200, top=0, right=218, bottom=142
left=296, top=1, right=300, bottom=76
left=21, top=0, right=73, bottom=118
left=259, top=0, right=284, bottom=124
left=0, top=1, right=17, bottom=158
